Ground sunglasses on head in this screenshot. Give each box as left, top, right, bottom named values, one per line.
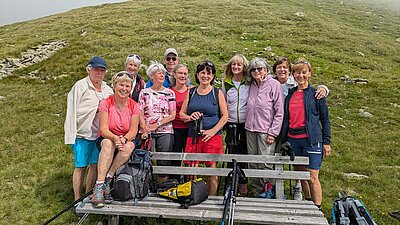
left=294, top=60, right=309, bottom=65
left=197, top=61, right=215, bottom=69
left=127, top=54, right=141, bottom=61
left=250, top=67, right=264, bottom=73
left=166, top=56, right=177, bottom=62
left=116, top=71, right=133, bottom=79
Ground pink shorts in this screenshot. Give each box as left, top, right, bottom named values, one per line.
left=184, top=134, right=223, bottom=166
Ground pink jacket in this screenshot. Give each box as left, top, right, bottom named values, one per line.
left=245, top=75, right=284, bottom=137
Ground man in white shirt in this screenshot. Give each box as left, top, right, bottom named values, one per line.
left=64, top=56, right=113, bottom=205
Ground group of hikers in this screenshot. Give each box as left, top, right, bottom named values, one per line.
left=64, top=47, right=331, bottom=211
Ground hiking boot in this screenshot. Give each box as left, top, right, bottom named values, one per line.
left=91, top=182, right=105, bottom=208
left=104, top=176, right=113, bottom=203
left=72, top=203, right=85, bottom=217
left=293, top=186, right=303, bottom=200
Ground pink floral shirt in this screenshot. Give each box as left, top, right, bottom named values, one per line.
left=138, top=87, right=176, bottom=134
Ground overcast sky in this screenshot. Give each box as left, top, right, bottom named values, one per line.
left=0, top=0, right=127, bottom=26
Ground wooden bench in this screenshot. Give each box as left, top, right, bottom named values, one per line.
left=76, top=153, right=328, bottom=225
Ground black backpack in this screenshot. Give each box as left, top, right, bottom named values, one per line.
left=332, top=192, right=377, bottom=225
left=111, top=149, right=153, bottom=204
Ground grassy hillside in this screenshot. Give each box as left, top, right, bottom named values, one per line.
left=0, top=0, right=399, bottom=224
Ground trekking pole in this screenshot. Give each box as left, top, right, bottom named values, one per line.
left=221, top=168, right=232, bottom=225
left=42, top=189, right=93, bottom=225
left=228, top=159, right=238, bottom=225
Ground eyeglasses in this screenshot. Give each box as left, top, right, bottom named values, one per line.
left=127, top=54, right=141, bottom=61
left=166, top=56, right=177, bottom=62
left=116, top=71, right=133, bottom=79
left=250, top=67, right=264, bottom=73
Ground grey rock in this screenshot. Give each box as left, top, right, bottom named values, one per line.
left=264, top=46, right=272, bottom=51
left=390, top=102, right=400, bottom=108
left=358, top=109, right=373, bottom=118
left=0, top=40, right=67, bottom=78
left=343, top=173, right=369, bottom=179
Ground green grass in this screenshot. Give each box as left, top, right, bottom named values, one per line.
left=0, top=0, right=399, bottom=224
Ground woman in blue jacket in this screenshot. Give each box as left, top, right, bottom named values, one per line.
left=281, top=59, right=331, bottom=209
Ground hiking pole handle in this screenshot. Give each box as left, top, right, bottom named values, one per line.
left=42, top=189, right=93, bottom=225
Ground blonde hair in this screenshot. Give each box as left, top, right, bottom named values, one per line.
left=223, top=54, right=249, bottom=80
left=111, top=71, right=134, bottom=87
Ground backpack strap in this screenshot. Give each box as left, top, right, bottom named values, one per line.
left=188, top=87, right=197, bottom=106
left=212, top=86, right=219, bottom=104
left=213, top=87, right=220, bottom=118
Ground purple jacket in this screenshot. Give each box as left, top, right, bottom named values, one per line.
left=245, top=75, right=284, bottom=137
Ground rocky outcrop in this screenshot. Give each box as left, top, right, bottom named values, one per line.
left=0, top=40, right=67, bottom=79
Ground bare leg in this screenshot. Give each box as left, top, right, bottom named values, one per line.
left=307, top=169, right=322, bottom=205
left=108, top=142, right=135, bottom=176
left=73, top=167, right=86, bottom=200
left=207, top=162, right=219, bottom=196
left=97, top=139, right=116, bottom=182
left=301, top=180, right=311, bottom=199
left=295, top=165, right=311, bottom=199
left=86, top=164, right=97, bottom=193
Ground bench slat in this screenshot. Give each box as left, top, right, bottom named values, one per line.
left=77, top=203, right=328, bottom=225
left=153, top=166, right=311, bottom=180
left=98, top=197, right=324, bottom=217
left=147, top=195, right=317, bottom=205
left=151, top=152, right=309, bottom=165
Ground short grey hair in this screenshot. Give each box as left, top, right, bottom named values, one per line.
left=86, top=64, right=107, bottom=73
left=247, top=57, right=272, bottom=83
left=146, top=61, right=166, bottom=77
left=124, top=54, right=141, bottom=68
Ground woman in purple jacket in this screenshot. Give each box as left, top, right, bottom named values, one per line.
left=245, top=58, right=284, bottom=198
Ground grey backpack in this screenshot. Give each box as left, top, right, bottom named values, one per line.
left=111, top=149, right=153, bottom=204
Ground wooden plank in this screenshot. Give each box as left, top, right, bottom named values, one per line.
left=152, top=166, right=311, bottom=180
left=107, top=215, right=119, bottom=225
left=97, top=200, right=323, bottom=217
left=76, top=204, right=328, bottom=225
left=275, top=165, right=285, bottom=199
left=151, top=152, right=309, bottom=165
left=108, top=197, right=322, bottom=212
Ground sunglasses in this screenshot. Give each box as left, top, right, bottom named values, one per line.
left=294, top=60, right=309, bottom=65
left=127, top=54, right=141, bottom=61
left=250, top=67, right=264, bottom=73
left=166, top=56, right=177, bottom=62
left=197, top=61, right=215, bottom=69
left=116, top=71, right=133, bottom=79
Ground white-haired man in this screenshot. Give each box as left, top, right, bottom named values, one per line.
left=64, top=56, right=113, bottom=210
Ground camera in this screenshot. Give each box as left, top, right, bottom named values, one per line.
left=192, top=116, right=203, bottom=144
left=281, top=142, right=295, bottom=161
left=193, top=116, right=203, bottom=137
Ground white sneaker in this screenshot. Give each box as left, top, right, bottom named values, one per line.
left=293, top=186, right=303, bottom=200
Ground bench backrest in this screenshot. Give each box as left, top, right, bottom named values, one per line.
left=151, top=152, right=310, bottom=199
